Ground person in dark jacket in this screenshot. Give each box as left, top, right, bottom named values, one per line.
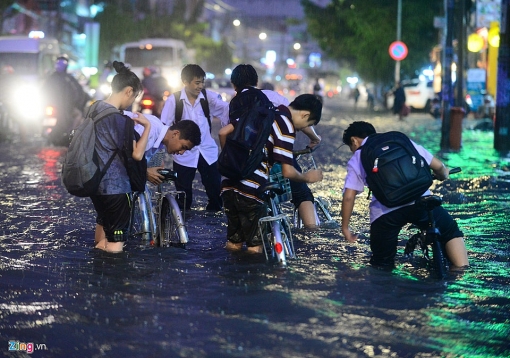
left=41, top=55, right=91, bottom=145
left=392, top=82, right=406, bottom=121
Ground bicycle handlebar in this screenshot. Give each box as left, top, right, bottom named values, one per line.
left=448, top=167, right=461, bottom=175
left=157, top=169, right=178, bottom=182
left=432, top=166, right=461, bottom=180
left=293, top=145, right=319, bottom=156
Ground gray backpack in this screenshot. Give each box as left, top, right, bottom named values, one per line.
left=61, top=103, right=120, bottom=197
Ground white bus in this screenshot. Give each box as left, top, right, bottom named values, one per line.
left=115, top=38, right=194, bottom=92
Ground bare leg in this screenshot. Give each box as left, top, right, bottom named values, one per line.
left=94, top=224, right=124, bottom=253
left=445, top=237, right=469, bottom=268
left=94, top=224, right=106, bottom=247
left=298, top=201, right=318, bottom=229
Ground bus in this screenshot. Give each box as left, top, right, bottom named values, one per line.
left=114, top=38, right=194, bottom=92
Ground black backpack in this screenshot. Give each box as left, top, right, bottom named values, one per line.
left=217, top=87, right=276, bottom=181
left=173, top=89, right=211, bottom=132
left=121, top=114, right=147, bottom=192
left=360, top=131, right=433, bottom=207
left=61, top=103, right=120, bottom=197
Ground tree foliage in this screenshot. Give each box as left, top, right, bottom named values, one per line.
left=301, top=0, right=442, bottom=84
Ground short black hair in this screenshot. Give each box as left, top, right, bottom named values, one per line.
left=181, top=64, right=206, bottom=83
left=170, top=120, right=201, bottom=146
left=230, top=64, right=258, bottom=91
left=289, top=94, right=323, bottom=125
left=342, top=121, right=376, bottom=145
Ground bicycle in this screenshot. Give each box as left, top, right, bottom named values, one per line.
left=403, top=167, right=462, bottom=279
left=257, top=164, right=296, bottom=267
left=292, top=146, right=339, bottom=229
left=129, top=169, right=189, bottom=248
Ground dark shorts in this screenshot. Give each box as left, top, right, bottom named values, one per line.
left=221, top=190, right=267, bottom=247
left=290, top=158, right=314, bottom=208
left=90, top=193, right=131, bottom=242
left=370, top=204, right=463, bottom=267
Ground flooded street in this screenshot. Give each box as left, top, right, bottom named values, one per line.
left=1, top=96, right=509, bottom=357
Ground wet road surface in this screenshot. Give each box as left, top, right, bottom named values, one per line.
left=0, top=96, right=509, bottom=357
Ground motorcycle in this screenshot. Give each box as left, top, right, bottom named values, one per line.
left=138, top=88, right=170, bottom=118
left=42, top=105, right=84, bottom=147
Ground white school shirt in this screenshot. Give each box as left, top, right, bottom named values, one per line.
left=343, top=137, right=434, bottom=223
left=262, top=89, right=290, bottom=107
left=126, top=111, right=169, bottom=163
left=160, top=88, right=229, bottom=168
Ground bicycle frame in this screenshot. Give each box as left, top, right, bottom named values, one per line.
left=404, top=167, right=462, bottom=279
left=129, top=173, right=188, bottom=248
left=404, top=196, right=449, bottom=280
left=293, top=147, right=338, bottom=229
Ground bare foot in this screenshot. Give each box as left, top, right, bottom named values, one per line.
left=95, top=241, right=124, bottom=253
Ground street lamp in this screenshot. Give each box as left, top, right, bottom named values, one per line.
left=259, top=32, right=267, bottom=40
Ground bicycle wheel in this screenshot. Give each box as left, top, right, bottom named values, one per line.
left=431, top=239, right=449, bottom=279
left=157, top=194, right=188, bottom=248
left=130, top=191, right=155, bottom=243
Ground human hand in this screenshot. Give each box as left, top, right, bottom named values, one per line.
left=132, top=112, right=150, bottom=127
left=308, top=135, right=321, bottom=149
left=147, top=166, right=164, bottom=185
left=342, top=227, right=358, bottom=243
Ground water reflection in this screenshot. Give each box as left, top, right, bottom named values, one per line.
left=0, top=117, right=509, bottom=357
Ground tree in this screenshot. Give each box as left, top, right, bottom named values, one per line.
left=301, top=0, right=442, bottom=84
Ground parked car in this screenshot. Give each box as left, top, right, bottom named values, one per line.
left=386, top=78, right=435, bottom=111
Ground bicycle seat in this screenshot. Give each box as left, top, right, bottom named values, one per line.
left=157, top=169, right=177, bottom=182
left=415, top=195, right=442, bottom=211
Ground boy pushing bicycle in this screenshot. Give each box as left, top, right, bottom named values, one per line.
left=340, top=121, right=468, bottom=269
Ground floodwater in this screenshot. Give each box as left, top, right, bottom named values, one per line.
left=0, top=98, right=509, bottom=358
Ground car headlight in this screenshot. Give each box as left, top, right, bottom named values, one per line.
left=100, top=83, right=111, bottom=96
left=11, top=84, right=43, bottom=121
left=167, top=75, right=181, bottom=91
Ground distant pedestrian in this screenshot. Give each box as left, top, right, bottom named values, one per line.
left=366, top=89, right=375, bottom=112
left=392, top=82, right=406, bottom=121
left=353, top=86, right=360, bottom=108
left=313, top=78, right=323, bottom=102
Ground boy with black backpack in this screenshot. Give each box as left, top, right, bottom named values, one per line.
left=220, top=64, right=324, bottom=254
left=160, top=64, right=229, bottom=211
left=340, top=121, right=468, bottom=269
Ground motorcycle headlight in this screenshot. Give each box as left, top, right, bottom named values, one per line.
left=11, top=84, right=43, bottom=121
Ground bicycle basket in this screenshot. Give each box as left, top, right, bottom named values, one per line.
left=269, top=163, right=292, bottom=205
left=148, top=150, right=166, bottom=167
